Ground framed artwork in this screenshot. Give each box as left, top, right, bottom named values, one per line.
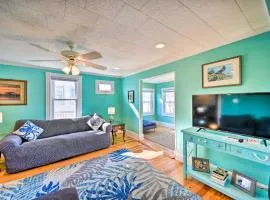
left=0, top=79, right=27, bottom=105
left=128, top=90, right=134, bottom=103
left=192, top=157, right=210, bottom=173
left=231, top=170, right=256, bottom=197
left=202, top=56, right=242, bottom=88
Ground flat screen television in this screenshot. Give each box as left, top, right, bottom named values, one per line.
left=192, top=93, right=270, bottom=140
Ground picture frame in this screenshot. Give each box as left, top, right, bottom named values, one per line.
left=0, top=79, right=27, bottom=105
left=202, top=56, right=242, bottom=88
left=128, top=90, right=134, bottom=103
left=231, top=170, right=256, bottom=197
left=192, top=157, right=210, bottom=173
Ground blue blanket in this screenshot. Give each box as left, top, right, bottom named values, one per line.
left=143, top=120, right=156, bottom=127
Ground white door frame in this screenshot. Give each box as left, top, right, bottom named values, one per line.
left=139, top=72, right=177, bottom=151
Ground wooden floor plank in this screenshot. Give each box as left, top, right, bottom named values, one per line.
left=0, top=135, right=231, bottom=200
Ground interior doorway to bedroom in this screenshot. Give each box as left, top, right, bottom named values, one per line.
left=139, top=72, right=176, bottom=150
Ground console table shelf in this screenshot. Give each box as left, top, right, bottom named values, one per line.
left=182, top=127, right=269, bottom=200
left=187, top=168, right=266, bottom=200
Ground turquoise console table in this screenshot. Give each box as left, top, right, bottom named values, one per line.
left=182, top=127, right=269, bottom=200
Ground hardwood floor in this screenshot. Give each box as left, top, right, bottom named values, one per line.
left=0, top=134, right=231, bottom=200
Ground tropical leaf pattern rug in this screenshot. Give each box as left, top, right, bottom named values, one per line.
left=0, top=149, right=201, bottom=200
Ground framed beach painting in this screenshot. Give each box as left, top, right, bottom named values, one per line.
left=202, top=56, right=242, bottom=88
left=0, top=79, right=27, bottom=105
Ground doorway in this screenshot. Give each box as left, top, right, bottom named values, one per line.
left=139, top=72, right=176, bottom=150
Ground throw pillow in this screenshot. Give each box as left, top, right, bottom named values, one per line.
left=87, top=113, right=105, bottom=131
left=13, top=120, right=44, bottom=141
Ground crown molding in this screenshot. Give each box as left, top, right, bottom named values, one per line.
left=0, top=60, right=122, bottom=78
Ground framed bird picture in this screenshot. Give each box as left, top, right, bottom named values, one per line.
left=202, top=56, right=242, bottom=88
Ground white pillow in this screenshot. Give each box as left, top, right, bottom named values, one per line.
left=87, top=113, right=105, bottom=131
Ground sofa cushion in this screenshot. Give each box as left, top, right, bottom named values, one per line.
left=5, top=130, right=110, bottom=173
left=13, top=121, right=44, bottom=141
left=87, top=113, right=105, bottom=131
left=34, top=187, right=79, bottom=200
left=14, top=117, right=91, bottom=139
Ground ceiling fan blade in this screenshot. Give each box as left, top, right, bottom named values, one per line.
left=86, top=62, right=107, bottom=70
left=80, top=51, right=102, bottom=60
left=29, top=43, right=53, bottom=53
left=28, top=59, right=62, bottom=62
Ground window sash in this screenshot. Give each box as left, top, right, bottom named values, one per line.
left=53, top=79, right=78, bottom=99
left=162, top=88, right=175, bottom=116
left=53, top=99, right=77, bottom=119
left=96, top=80, right=115, bottom=94
left=143, top=89, right=154, bottom=115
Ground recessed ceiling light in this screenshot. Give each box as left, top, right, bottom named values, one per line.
left=155, top=43, right=166, bottom=49
left=113, top=67, right=120, bottom=70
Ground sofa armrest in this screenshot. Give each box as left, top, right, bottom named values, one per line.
left=101, top=122, right=112, bottom=133
left=0, top=134, right=23, bottom=153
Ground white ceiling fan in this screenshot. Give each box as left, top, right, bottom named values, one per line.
left=28, top=41, right=106, bottom=75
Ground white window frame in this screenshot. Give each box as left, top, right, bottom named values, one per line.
left=162, top=87, right=175, bottom=117
left=142, top=88, right=155, bottom=116
left=96, top=80, right=115, bottom=94
left=46, top=72, right=82, bottom=120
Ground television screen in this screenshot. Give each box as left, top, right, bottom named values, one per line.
left=192, top=93, right=270, bottom=140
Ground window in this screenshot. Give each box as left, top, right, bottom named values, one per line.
left=46, top=73, right=82, bottom=120
left=162, top=88, right=175, bottom=116
left=143, top=88, right=154, bottom=115
left=96, top=80, right=114, bottom=94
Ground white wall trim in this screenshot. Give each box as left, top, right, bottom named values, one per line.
left=46, top=72, right=82, bottom=120
left=174, top=150, right=183, bottom=162
left=0, top=60, right=122, bottom=78
left=155, top=121, right=175, bottom=129
left=95, top=80, right=115, bottom=94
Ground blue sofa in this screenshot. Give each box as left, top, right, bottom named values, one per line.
left=0, top=117, right=112, bottom=174
left=143, top=120, right=157, bottom=132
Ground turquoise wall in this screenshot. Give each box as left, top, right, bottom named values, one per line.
left=122, top=32, right=270, bottom=151
left=122, top=31, right=270, bottom=189
left=155, top=81, right=175, bottom=124
left=0, top=64, right=122, bottom=136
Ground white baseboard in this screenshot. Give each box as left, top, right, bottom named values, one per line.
left=126, top=129, right=144, bottom=141
left=155, top=121, right=175, bottom=129
left=174, top=151, right=183, bottom=162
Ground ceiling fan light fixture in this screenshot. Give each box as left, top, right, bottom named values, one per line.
left=62, top=66, right=71, bottom=74
left=71, top=66, right=80, bottom=76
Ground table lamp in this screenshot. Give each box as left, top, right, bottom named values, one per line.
left=0, top=112, right=2, bottom=123
left=108, top=107, right=115, bottom=123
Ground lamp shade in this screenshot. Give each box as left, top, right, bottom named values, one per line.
left=0, top=112, right=2, bottom=123
left=108, top=107, right=115, bottom=115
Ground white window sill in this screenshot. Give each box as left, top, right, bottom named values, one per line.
left=143, top=113, right=155, bottom=116
left=162, top=114, right=175, bottom=117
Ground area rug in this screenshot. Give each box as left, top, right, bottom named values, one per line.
left=0, top=149, right=200, bottom=200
